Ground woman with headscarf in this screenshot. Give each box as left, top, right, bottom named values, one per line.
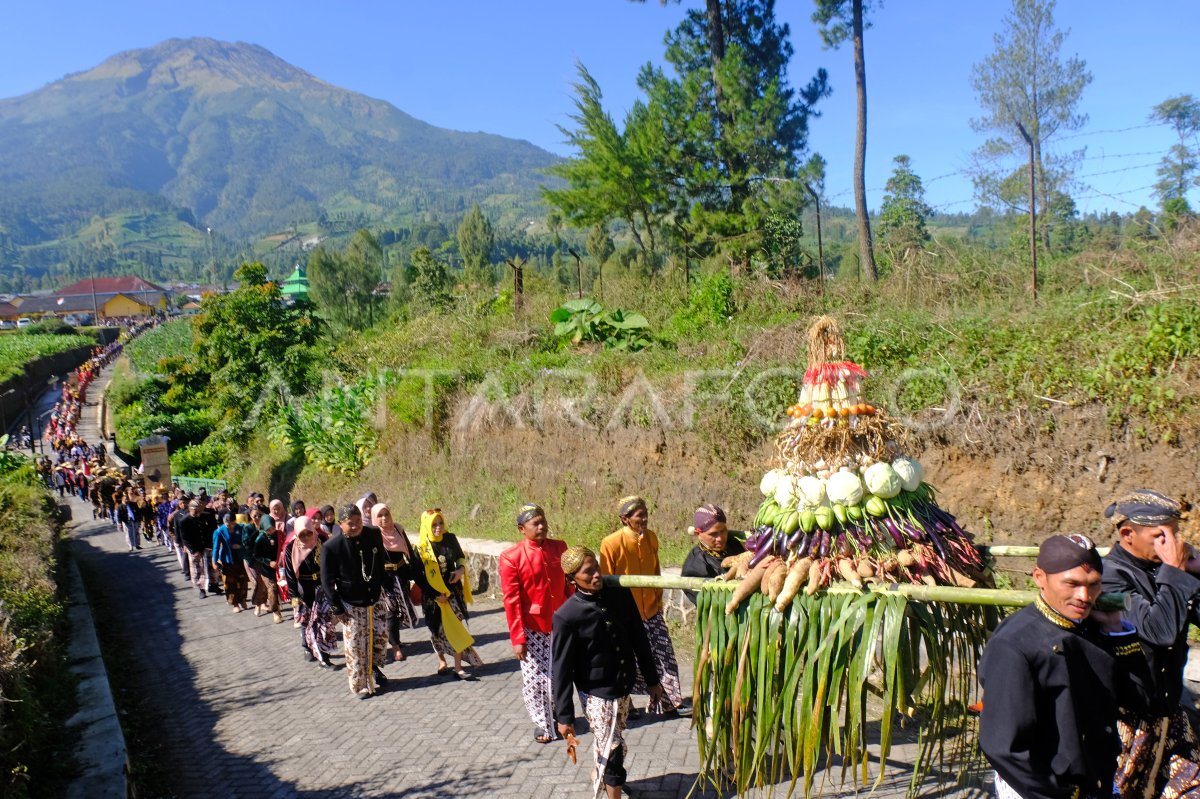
left=253, top=509, right=285, bottom=623
left=371, top=503, right=424, bottom=663
left=318, top=504, right=337, bottom=537
left=356, top=493, right=377, bottom=525
left=598, top=496, right=685, bottom=715
left=418, top=509, right=483, bottom=679
left=266, top=498, right=291, bottom=604
left=284, top=516, right=336, bottom=668
left=552, top=546, right=664, bottom=799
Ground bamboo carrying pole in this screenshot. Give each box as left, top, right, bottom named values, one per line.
left=985, top=544, right=1111, bottom=558
left=602, top=574, right=1127, bottom=610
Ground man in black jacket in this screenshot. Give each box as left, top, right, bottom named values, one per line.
left=178, top=499, right=214, bottom=599
left=1100, top=490, right=1200, bottom=797
left=320, top=504, right=388, bottom=698
left=552, top=546, right=664, bottom=799
left=979, top=534, right=1150, bottom=799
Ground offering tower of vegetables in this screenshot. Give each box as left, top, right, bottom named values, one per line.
left=693, top=317, right=997, bottom=799
left=722, top=316, right=989, bottom=612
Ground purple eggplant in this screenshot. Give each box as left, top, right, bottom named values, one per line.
left=748, top=542, right=773, bottom=568
left=786, top=529, right=804, bottom=551
left=795, top=533, right=812, bottom=558
left=818, top=529, right=830, bottom=558
left=882, top=517, right=905, bottom=548
left=927, top=526, right=949, bottom=562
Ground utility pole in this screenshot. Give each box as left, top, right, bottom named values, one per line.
left=505, top=257, right=525, bottom=318
left=90, top=269, right=100, bottom=322
left=805, top=183, right=826, bottom=294
left=567, top=247, right=583, bottom=299
left=206, top=227, right=217, bottom=291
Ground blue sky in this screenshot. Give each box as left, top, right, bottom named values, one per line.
left=1, top=0, right=1196, bottom=215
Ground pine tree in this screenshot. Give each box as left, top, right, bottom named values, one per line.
left=457, top=203, right=495, bottom=287
left=878, top=155, right=932, bottom=267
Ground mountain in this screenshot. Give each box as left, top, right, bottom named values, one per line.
left=0, top=38, right=557, bottom=284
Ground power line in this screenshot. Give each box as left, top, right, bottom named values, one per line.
left=1054, top=121, right=1168, bottom=141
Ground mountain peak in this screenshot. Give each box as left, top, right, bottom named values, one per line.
left=75, top=37, right=326, bottom=96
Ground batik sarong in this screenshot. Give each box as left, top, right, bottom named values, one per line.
left=186, top=549, right=211, bottom=593
left=519, top=630, right=555, bottom=738
left=298, top=590, right=337, bottom=659
left=630, top=611, right=682, bottom=712
left=582, top=693, right=631, bottom=798
left=381, top=577, right=418, bottom=648
left=1116, top=708, right=1200, bottom=799
left=343, top=603, right=387, bottom=695
left=219, top=562, right=247, bottom=606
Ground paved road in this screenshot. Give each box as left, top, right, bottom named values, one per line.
left=67, top=364, right=984, bottom=798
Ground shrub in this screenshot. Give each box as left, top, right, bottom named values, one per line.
left=169, top=436, right=229, bottom=478
left=0, top=471, right=71, bottom=798
left=549, top=299, right=652, bottom=351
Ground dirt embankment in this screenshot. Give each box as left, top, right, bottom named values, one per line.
left=287, top=393, right=1198, bottom=556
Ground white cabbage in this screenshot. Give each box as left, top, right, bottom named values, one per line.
left=863, top=462, right=902, bottom=499
left=826, top=470, right=865, bottom=506
left=774, top=477, right=798, bottom=510
left=760, top=469, right=783, bottom=497
left=796, top=475, right=826, bottom=509
left=891, top=456, right=924, bottom=493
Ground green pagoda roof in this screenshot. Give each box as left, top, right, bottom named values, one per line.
left=280, top=265, right=309, bottom=297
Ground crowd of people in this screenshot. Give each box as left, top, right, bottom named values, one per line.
left=91, top=472, right=1200, bottom=799
left=59, top=368, right=1195, bottom=799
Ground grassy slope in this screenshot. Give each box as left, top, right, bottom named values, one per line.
left=232, top=235, right=1198, bottom=561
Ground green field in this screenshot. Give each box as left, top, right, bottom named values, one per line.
left=125, top=319, right=193, bottom=374
left=0, top=332, right=96, bottom=384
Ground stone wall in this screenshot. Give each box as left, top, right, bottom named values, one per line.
left=459, top=537, right=698, bottom=626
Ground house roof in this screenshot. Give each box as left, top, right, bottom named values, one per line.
left=16, top=291, right=166, bottom=315
left=53, top=276, right=166, bottom=297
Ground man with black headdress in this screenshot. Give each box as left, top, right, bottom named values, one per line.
left=979, top=534, right=1150, bottom=799
left=1101, top=489, right=1200, bottom=797
left=681, top=503, right=745, bottom=604
left=321, top=504, right=388, bottom=698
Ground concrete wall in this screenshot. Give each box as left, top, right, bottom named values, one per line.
left=0, top=344, right=95, bottom=432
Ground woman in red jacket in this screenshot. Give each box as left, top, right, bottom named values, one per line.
left=499, top=503, right=573, bottom=743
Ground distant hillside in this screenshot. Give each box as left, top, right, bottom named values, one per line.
left=0, top=38, right=556, bottom=287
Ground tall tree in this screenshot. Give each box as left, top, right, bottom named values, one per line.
left=542, top=65, right=671, bottom=263
left=193, top=262, right=322, bottom=425
left=457, top=203, right=495, bottom=287
left=877, top=155, right=932, bottom=266
left=970, top=0, right=1092, bottom=289
left=813, top=0, right=877, bottom=281
left=345, top=228, right=383, bottom=327
left=1149, top=94, right=1200, bottom=214
left=802, top=153, right=828, bottom=283
left=407, top=246, right=452, bottom=311
left=639, top=0, right=828, bottom=262
left=307, top=229, right=381, bottom=330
